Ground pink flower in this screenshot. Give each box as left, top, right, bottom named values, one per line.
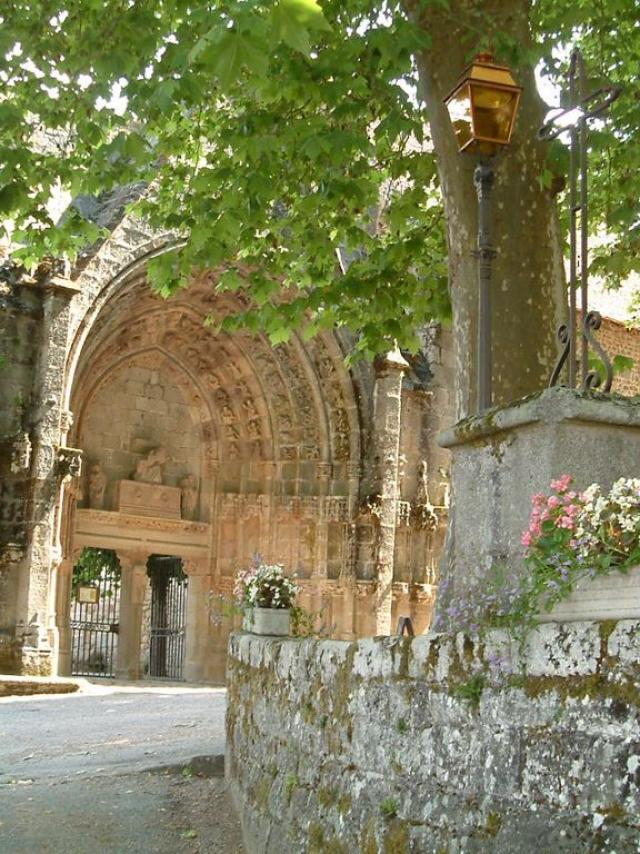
left=558, top=515, right=574, bottom=529
left=539, top=509, right=550, bottom=522
left=532, top=493, right=546, bottom=506
left=529, top=521, right=541, bottom=537
left=565, top=503, right=579, bottom=517
left=547, top=495, right=561, bottom=509
left=550, top=474, right=573, bottom=494
left=521, top=531, right=532, bottom=547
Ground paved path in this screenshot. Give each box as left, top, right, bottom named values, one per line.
left=0, top=681, right=245, bottom=853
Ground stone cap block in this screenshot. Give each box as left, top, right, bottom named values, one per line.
left=438, top=387, right=640, bottom=449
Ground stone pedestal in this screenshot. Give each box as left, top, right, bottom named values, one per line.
left=437, top=387, right=640, bottom=628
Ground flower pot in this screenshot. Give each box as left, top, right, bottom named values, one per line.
left=242, top=608, right=254, bottom=632
left=250, top=607, right=291, bottom=636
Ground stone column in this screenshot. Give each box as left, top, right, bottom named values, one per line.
left=182, top=559, right=210, bottom=683
left=13, top=276, right=80, bottom=675
left=372, top=350, right=409, bottom=635
left=51, top=556, right=75, bottom=677
left=115, top=551, right=148, bottom=679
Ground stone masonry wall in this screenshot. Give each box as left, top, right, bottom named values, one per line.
left=227, top=624, right=640, bottom=853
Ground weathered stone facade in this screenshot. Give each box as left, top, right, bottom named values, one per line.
left=227, top=624, right=640, bottom=853
left=0, top=212, right=454, bottom=680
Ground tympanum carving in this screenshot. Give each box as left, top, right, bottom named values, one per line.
left=133, top=447, right=169, bottom=484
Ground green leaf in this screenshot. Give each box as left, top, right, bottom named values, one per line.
left=271, top=0, right=331, bottom=57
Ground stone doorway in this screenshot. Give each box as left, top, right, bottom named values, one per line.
left=146, top=555, right=188, bottom=680
left=69, top=548, right=122, bottom=678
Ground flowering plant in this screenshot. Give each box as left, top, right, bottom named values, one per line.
left=234, top=556, right=298, bottom=610
left=523, top=475, right=640, bottom=569
left=575, top=478, right=640, bottom=570
left=520, top=474, right=640, bottom=615
left=436, top=475, right=640, bottom=640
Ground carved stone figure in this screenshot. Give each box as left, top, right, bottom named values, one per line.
left=415, top=460, right=431, bottom=507
left=414, top=460, right=438, bottom=532
left=59, top=409, right=74, bottom=434
left=397, top=454, right=408, bottom=500
left=57, top=447, right=83, bottom=481
left=10, top=432, right=32, bottom=473
left=88, top=464, right=107, bottom=509
left=133, top=447, right=169, bottom=484
left=438, top=466, right=451, bottom=509
left=179, top=474, right=198, bottom=521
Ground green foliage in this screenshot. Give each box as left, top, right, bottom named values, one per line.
left=0, top=0, right=635, bottom=355
left=284, top=774, right=299, bottom=803
left=72, top=547, right=121, bottom=594
left=452, top=673, right=485, bottom=708
left=532, top=0, right=640, bottom=291
left=588, top=352, right=635, bottom=382
left=379, top=797, right=398, bottom=819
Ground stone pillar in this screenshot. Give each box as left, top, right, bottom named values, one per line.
left=182, top=559, right=210, bottom=683
left=13, top=276, right=80, bottom=675
left=51, top=556, right=74, bottom=676
left=437, top=387, right=640, bottom=629
left=372, top=350, right=409, bottom=635
left=116, top=551, right=148, bottom=679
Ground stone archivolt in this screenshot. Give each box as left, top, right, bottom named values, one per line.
left=0, top=214, right=449, bottom=680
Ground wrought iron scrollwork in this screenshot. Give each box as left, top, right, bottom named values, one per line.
left=581, top=311, right=613, bottom=392
left=549, top=324, right=570, bottom=388
left=540, top=47, right=620, bottom=393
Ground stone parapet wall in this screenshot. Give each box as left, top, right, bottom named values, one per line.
left=227, top=624, right=640, bottom=853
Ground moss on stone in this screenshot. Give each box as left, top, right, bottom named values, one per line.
left=391, top=758, right=404, bottom=775
left=360, top=818, right=378, bottom=854
left=302, top=700, right=317, bottom=724
left=383, top=819, right=410, bottom=854
left=599, top=619, right=618, bottom=657
left=308, top=822, right=349, bottom=854
left=396, top=638, right=412, bottom=679
left=308, top=822, right=325, bottom=852
left=599, top=802, right=628, bottom=824
left=284, top=774, right=298, bottom=804
left=518, top=670, right=640, bottom=709
left=255, top=775, right=273, bottom=809
left=484, top=811, right=503, bottom=837
left=337, top=793, right=352, bottom=816
left=316, top=786, right=338, bottom=809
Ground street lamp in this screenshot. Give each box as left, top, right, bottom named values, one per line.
left=444, top=53, right=522, bottom=411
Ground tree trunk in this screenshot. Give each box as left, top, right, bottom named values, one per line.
left=409, top=0, right=566, bottom=417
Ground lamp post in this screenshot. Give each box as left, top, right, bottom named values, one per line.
left=444, top=53, right=522, bottom=412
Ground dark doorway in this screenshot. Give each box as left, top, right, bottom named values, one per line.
left=70, top=548, right=121, bottom=678
left=147, top=555, right=188, bottom=680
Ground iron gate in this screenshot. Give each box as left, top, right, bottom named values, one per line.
left=148, top=556, right=188, bottom=680
left=70, top=556, right=121, bottom=678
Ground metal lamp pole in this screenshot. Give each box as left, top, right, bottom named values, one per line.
left=474, top=160, right=496, bottom=412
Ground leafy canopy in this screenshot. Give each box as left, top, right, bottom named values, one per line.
left=0, top=0, right=636, bottom=356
